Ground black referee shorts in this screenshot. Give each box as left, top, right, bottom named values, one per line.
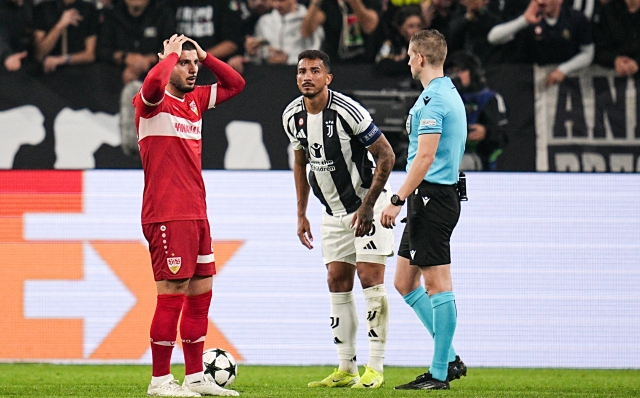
left=398, top=180, right=460, bottom=266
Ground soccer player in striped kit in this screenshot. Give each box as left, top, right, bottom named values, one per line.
left=133, top=34, right=245, bottom=397
left=282, top=50, right=396, bottom=389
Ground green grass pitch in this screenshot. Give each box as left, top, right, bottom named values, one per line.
left=0, top=364, right=638, bottom=397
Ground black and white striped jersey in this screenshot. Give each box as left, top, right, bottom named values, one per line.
left=282, top=89, right=383, bottom=216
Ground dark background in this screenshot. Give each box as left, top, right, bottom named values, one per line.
left=0, top=63, right=534, bottom=171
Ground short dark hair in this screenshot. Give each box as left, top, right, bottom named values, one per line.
left=297, top=50, right=331, bottom=73
left=182, top=41, right=197, bottom=52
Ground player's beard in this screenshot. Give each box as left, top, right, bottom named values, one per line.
left=170, top=75, right=196, bottom=94
left=301, top=85, right=321, bottom=99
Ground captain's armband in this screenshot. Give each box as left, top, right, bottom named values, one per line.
left=356, top=122, right=382, bottom=147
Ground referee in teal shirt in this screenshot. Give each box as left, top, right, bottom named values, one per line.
left=381, top=29, right=467, bottom=390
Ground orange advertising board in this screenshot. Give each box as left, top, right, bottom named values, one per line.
left=1, top=171, right=242, bottom=361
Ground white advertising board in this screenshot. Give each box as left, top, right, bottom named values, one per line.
left=12, top=171, right=640, bottom=368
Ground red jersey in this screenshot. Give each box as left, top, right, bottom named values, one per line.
left=133, top=52, right=245, bottom=224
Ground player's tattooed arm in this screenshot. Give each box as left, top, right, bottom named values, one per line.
left=351, top=133, right=395, bottom=237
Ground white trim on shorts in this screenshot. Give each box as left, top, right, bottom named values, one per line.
left=197, top=253, right=215, bottom=264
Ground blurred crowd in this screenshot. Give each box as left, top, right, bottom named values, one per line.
left=3, top=0, right=639, bottom=75
left=3, top=0, right=639, bottom=77
left=1, top=0, right=639, bottom=169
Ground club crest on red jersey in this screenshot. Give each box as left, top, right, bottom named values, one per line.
left=167, top=257, right=182, bottom=274
left=189, top=100, right=198, bottom=116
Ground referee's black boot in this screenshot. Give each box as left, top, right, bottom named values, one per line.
left=394, top=372, right=450, bottom=390
left=447, top=355, right=468, bottom=382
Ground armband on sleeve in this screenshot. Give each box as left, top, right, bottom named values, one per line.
left=356, top=122, right=382, bottom=147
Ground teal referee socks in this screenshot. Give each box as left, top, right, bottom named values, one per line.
left=403, top=287, right=457, bottom=363
left=429, top=291, right=457, bottom=381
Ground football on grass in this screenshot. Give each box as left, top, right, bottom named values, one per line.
left=203, top=348, right=238, bottom=387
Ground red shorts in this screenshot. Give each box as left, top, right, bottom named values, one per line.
left=142, top=219, right=217, bottom=281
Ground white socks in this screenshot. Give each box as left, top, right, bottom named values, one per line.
left=330, top=285, right=388, bottom=375
left=330, top=291, right=358, bottom=374
left=184, top=371, right=205, bottom=385
left=364, top=284, right=388, bottom=374
left=152, top=372, right=205, bottom=387
left=150, top=374, right=174, bottom=386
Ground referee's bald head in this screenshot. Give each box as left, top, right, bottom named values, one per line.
left=410, top=29, right=447, bottom=67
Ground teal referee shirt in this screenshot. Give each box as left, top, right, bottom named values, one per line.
left=406, top=76, right=467, bottom=185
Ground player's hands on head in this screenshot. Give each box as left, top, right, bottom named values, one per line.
left=184, top=37, right=208, bottom=61
left=297, top=215, right=314, bottom=250
left=351, top=205, right=374, bottom=238
left=158, top=34, right=188, bottom=61
left=380, top=203, right=401, bottom=229
left=523, top=0, right=542, bottom=24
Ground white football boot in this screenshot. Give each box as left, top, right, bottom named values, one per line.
left=147, top=375, right=201, bottom=397
left=183, top=377, right=239, bottom=396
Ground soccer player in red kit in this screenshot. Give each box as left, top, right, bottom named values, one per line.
left=133, top=34, right=245, bottom=397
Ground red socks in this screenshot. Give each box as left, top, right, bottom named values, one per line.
left=150, top=294, right=185, bottom=377
left=180, top=290, right=212, bottom=375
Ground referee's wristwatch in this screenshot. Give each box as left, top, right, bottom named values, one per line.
left=390, top=194, right=405, bottom=206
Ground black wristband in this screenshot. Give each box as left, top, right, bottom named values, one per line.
left=390, top=194, right=405, bottom=206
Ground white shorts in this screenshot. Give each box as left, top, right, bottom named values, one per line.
left=321, top=189, right=394, bottom=265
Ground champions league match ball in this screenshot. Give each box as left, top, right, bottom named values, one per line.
left=203, top=348, right=238, bottom=387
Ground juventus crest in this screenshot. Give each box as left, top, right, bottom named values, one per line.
left=325, top=120, right=334, bottom=137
